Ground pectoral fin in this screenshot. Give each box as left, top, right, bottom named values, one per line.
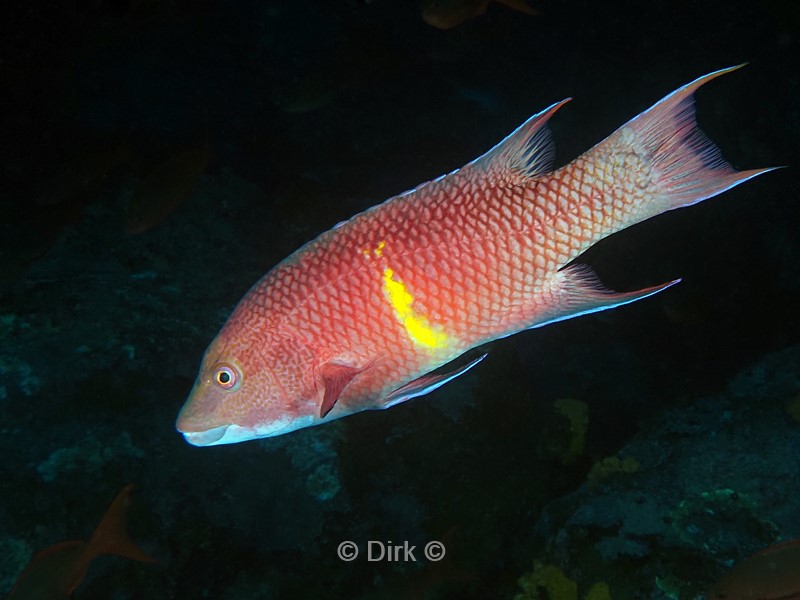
left=320, top=362, right=370, bottom=418
left=383, top=353, right=487, bottom=409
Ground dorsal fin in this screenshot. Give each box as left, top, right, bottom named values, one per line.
left=473, top=98, right=570, bottom=180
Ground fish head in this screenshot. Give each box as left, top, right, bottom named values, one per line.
left=176, top=320, right=321, bottom=446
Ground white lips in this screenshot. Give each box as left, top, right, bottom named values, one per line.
left=181, top=425, right=231, bottom=446
left=180, top=416, right=318, bottom=446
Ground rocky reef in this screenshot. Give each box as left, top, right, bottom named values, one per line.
left=515, top=345, right=800, bottom=599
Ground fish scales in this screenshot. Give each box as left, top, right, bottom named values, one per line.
left=177, top=66, right=774, bottom=446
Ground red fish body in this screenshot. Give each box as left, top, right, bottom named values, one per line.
left=177, top=66, right=773, bottom=446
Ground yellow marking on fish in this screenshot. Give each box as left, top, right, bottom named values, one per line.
left=382, top=267, right=450, bottom=350
left=361, top=240, right=387, bottom=259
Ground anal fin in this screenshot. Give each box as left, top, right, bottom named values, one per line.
left=528, top=264, right=680, bottom=330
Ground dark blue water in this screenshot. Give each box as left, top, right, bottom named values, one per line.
left=1, top=1, right=797, bottom=598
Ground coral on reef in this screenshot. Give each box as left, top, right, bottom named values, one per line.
left=670, top=488, right=779, bottom=556
left=554, top=399, right=589, bottom=464
left=514, top=561, right=612, bottom=600
left=515, top=562, right=578, bottom=600
left=540, top=398, right=590, bottom=465
left=584, top=582, right=612, bottom=600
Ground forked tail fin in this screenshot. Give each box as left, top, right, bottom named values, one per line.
left=519, top=67, right=778, bottom=335
left=623, top=64, right=776, bottom=211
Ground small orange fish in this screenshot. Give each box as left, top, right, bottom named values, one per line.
left=124, top=144, right=211, bottom=234
left=421, top=0, right=539, bottom=30
left=8, top=485, right=155, bottom=600
left=708, top=539, right=800, bottom=600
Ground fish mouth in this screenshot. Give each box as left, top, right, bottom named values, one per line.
left=179, top=416, right=319, bottom=446
left=181, top=425, right=231, bottom=447
left=179, top=423, right=266, bottom=446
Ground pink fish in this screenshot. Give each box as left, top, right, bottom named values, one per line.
left=177, top=65, right=774, bottom=446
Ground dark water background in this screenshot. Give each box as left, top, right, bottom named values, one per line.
left=0, top=0, right=797, bottom=598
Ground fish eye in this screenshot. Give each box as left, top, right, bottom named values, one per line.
left=213, top=364, right=239, bottom=390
